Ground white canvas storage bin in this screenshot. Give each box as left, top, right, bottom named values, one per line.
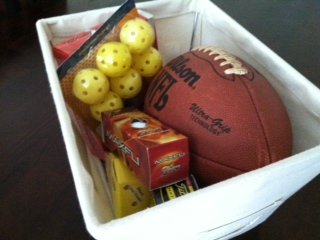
left=36, top=0, right=320, bottom=239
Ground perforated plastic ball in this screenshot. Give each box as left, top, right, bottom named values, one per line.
left=120, top=18, right=155, bottom=54
left=96, top=42, right=132, bottom=78
left=132, top=47, right=163, bottom=77
left=72, top=68, right=109, bottom=105
left=110, top=68, right=142, bottom=99
left=90, top=91, right=124, bottom=121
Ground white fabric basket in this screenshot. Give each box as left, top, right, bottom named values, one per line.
left=36, top=0, right=320, bottom=239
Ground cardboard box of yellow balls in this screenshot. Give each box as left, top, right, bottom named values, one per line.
left=105, top=151, right=152, bottom=218
left=57, top=0, right=162, bottom=159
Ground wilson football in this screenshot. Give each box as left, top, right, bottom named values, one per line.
left=144, top=46, right=292, bottom=186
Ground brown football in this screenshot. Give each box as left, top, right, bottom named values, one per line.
left=144, top=46, right=292, bottom=186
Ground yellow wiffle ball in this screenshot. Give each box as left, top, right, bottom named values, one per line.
left=96, top=42, right=132, bottom=78
left=90, top=91, right=124, bottom=121
left=110, top=68, right=142, bottom=99
left=120, top=18, right=155, bottom=54
left=72, top=68, right=109, bottom=105
left=132, top=47, right=163, bottom=77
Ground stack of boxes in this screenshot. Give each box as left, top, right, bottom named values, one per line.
left=101, top=108, right=197, bottom=217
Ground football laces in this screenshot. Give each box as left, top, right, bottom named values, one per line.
left=193, top=46, right=248, bottom=75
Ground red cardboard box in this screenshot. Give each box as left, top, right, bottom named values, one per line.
left=52, top=31, right=93, bottom=62
left=102, top=109, right=190, bottom=190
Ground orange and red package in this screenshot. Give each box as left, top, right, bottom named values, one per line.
left=56, top=0, right=158, bottom=160
left=101, top=108, right=190, bottom=190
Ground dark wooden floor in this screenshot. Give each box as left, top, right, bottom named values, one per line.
left=1, top=1, right=319, bottom=239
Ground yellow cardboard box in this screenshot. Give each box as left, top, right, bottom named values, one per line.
left=105, top=152, right=151, bottom=218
